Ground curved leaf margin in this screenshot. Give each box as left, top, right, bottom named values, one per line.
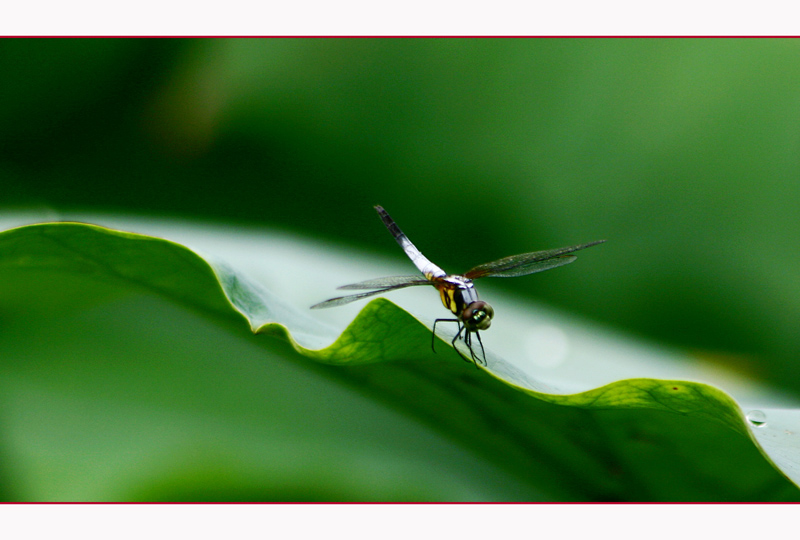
left=0, top=220, right=797, bottom=496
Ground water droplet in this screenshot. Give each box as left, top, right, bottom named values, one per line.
left=746, top=410, right=767, bottom=427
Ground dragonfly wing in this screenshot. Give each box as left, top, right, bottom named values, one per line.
left=467, top=254, right=578, bottom=278
left=463, top=240, right=605, bottom=279
left=337, top=275, right=430, bottom=290
left=311, top=280, right=432, bottom=309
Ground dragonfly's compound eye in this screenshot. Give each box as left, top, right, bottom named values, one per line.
left=463, top=301, right=494, bottom=331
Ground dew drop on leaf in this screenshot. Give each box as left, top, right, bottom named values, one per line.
left=746, top=410, right=767, bottom=428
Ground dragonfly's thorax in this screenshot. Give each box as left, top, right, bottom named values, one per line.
left=435, top=275, right=473, bottom=314
left=315, top=207, right=604, bottom=365
left=434, top=275, right=493, bottom=330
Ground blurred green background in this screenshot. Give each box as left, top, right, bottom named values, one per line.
left=2, top=38, right=800, bottom=499
left=4, top=38, right=800, bottom=390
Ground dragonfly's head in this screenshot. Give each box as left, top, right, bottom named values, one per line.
left=462, top=301, right=494, bottom=331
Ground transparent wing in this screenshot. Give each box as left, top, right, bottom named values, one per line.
left=463, top=240, right=606, bottom=279
left=337, top=275, right=430, bottom=290
left=311, top=279, right=432, bottom=309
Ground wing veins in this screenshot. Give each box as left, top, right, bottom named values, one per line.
left=311, top=279, right=432, bottom=309
left=464, top=240, right=606, bottom=279
left=337, top=275, right=430, bottom=290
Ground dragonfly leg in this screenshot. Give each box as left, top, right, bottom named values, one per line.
left=455, top=326, right=483, bottom=367
left=432, top=319, right=484, bottom=368
left=449, top=324, right=471, bottom=364
left=432, top=318, right=460, bottom=354
left=473, top=331, right=487, bottom=366
left=461, top=331, right=480, bottom=369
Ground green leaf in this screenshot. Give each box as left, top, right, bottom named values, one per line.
left=0, top=215, right=798, bottom=501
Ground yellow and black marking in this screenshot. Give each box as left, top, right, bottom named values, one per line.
left=312, top=205, right=605, bottom=369
left=434, top=279, right=464, bottom=316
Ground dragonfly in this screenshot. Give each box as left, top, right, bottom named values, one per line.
left=312, top=205, right=605, bottom=366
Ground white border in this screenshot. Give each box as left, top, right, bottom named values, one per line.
left=1, top=1, right=797, bottom=36
left=1, top=504, right=796, bottom=539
